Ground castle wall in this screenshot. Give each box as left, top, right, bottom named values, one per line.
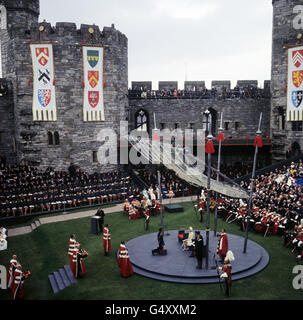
left=271, top=0, right=303, bottom=161
left=0, top=81, right=15, bottom=162
left=129, top=92, right=271, bottom=137
left=0, top=0, right=128, bottom=173
left=129, top=92, right=271, bottom=165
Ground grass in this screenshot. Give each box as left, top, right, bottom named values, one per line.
left=0, top=201, right=301, bottom=300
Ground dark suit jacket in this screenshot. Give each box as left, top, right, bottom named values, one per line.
left=195, top=238, right=204, bottom=260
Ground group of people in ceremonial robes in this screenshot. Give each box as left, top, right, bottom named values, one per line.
left=6, top=254, right=31, bottom=300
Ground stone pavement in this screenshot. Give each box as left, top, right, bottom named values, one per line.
left=7, top=195, right=195, bottom=237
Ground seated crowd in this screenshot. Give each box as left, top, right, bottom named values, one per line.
left=0, top=158, right=134, bottom=217
left=137, top=167, right=196, bottom=199
left=206, top=159, right=303, bottom=260
left=123, top=186, right=163, bottom=220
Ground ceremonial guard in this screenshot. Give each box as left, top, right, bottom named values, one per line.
left=68, top=234, right=77, bottom=267
left=11, top=264, right=31, bottom=300
left=217, top=228, right=228, bottom=263
left=7, top=254, right=18, bottom=288
left=103, top=224, right=112, bottom=256
left=118, top=241, right=134, bottom=278
left=217, top=251, right=234, bottom=297
left=71, top=243, right=88, bottom=278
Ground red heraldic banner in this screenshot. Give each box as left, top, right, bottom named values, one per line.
left=287, top=46, right=303, bottom=121
left=82, top=46, right=105, bottom=121
left=30, top=44, right=57, bottom=121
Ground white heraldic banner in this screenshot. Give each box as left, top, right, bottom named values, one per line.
left=82, top=46, right=105, bottom=121
left=287, top=46, right=303, bottom=121
left=30, top=44, right=57, bottom=121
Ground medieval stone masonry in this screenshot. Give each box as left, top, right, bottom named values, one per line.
left=0, top=0, right=301, bottom=172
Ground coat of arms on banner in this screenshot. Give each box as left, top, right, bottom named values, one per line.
left=87, top=50, right=99, bottom=68
left=35, top=48, right=49, bottom=66
left=38, top=89, right=51, bottom=107
left=292, top=70, right=303, bottom=88
left=292, top=50, right=303, bottom=68
left=88, top=91, right=99, bottom=108
left=291, top=90, right=303, bottom=108
left=88, top=71, right=99, bottom=88
left=38, top=68, right=51, bottom=85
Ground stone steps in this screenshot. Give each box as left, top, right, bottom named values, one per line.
left=48, top=265, right=77, bottom=294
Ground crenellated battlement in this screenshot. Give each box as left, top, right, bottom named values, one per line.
left=131, top=80, right=271, bottom=91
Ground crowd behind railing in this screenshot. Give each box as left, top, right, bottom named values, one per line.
left=0, top=155, right=135, bottom=218
left=128, top=85, right=269, bottom=100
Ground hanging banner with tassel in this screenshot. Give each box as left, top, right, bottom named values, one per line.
left=82, top=46, right=105, bottom=121
left=287, top=45, right=303, bottom=121
left=30, top=43, right=57, bottom=121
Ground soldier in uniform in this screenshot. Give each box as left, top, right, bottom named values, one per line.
left=218, top=256, right=232, bottom=297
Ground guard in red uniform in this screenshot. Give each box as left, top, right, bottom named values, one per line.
left=217, top=228, right=228, bottom=263
left=218, top=257, right=232, bottom=297
left=103, top=224, right=111, bottom=256
left=68, top=234, right=76, bottom=267
left=11, top=264, right=31, bottom=300
left=7, top=254, right=18, bottom=289
left=118, top=241, right=134, bottom=278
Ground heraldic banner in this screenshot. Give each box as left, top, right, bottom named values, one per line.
left=30, top=44, right=57, bottom=121
left=82, top=46, right=105, bottom=121
left=287, top=45, right=303, bottom=121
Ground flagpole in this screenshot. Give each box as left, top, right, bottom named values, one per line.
left=204, top=109, right=214, bottom=269
left=214, top=112, right=224, bottom=236
left=243, top=113, right=262, bottom=253
left=157, top=170, right=164, bottom=232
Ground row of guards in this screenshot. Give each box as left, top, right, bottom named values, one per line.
left=28, top=28, right=105, bottom=122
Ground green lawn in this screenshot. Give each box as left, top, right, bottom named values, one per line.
left=0, top=201, right=301, bottom=300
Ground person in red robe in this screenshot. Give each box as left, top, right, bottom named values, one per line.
left=7, top=254, right=18, bottom=289
left=11, top=264, right=31, bottom=300
left=216, top=228, right=228, bottom=263
left=118, top=241, right=134, bottom=278
left=71, top=242, right=88, bottom=278
left=103, top=224, right=111, bottom=256
left=68, top=234, right=76, bottom=268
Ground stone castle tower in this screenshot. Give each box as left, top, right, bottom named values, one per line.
left=271, top=0, right=303, bottom=161
left=0, top=0, right=128, bottom=172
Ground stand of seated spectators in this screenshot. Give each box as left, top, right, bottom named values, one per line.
left=137, top=167, right=197, bottom=199
left=214, top=159, right=303, bottom=261
left=0, top=157, right=135, bottom=218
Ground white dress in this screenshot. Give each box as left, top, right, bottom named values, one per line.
left=0, top=238, right=7, bottom=251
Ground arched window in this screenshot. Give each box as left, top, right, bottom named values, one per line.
left=47, top=131, right=53, bottom=145
left=203, top=108, right=217, bottom=136
left=54, top=131, right=60, bottom=145
left=0, top=6, right=7, bottom=30
left=135, top=109, right=149, bottom=132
